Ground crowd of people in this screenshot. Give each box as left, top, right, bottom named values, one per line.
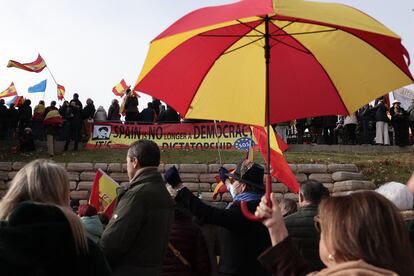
left=0, top=139, right=413, bottom=275
left=1, top=94, right=414, bottom=155
left=0, top=90, right=180, bottom=155
left=276, top=97, right=414, bottom=147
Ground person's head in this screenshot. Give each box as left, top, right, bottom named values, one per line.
left=316, top=191, right=413, bottom=275
left=226, top=160, right=264, bottom=198
left=98, top=126, right=109, bottom=137
left=112, top=99, right=119, bottom=105
left=24, top=99, right=31, bottom=106
left=375, top=182, right=413, bottom=210
left=78, top=204, right=97, bottom=217
left=279, top=198, right=298, bottom=217
left=126, top=88, right=131, bottom=95
left=164, top=166, right=182, bottom=188
left=126, top=140, right=160, bottom=180
left=0, top=99, right=4, bottom=105
left=39, top=100, right=45, bottom=105
left=298, top=180, right=329, bottom=207
left=147, top=102, right=153, bottom=109
left=392, top=100, right=401, bottom=107
left=0, top=160, right=88, bottom=254
left=86, top=98, right=93, bottom=105
left=73, top=93, right=79, bottom=99
left=50, top=101, right=56, bottom=107
left=62, top=100, right=69, bottom=107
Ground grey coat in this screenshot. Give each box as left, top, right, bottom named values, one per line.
left=99, top=167, right=174, bottom=276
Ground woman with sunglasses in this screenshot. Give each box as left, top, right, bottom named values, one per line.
left=255, top=191, right=413, bottom=275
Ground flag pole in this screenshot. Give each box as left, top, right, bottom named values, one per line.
left=41, top=54, right=59, bottom=101
left=213, top=120, right=223, bottom=165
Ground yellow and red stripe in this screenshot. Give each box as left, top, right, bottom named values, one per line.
left=57, top=84, right=65, bottom=101
left=134, top=0, right=413, bottom=127
left=7, top=54, right=46, bottom=73
left=112, top=79, right=129, bottom=97
left=0, top=82, right=17, bottom=99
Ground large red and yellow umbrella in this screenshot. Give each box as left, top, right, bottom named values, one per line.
left=135, top=0, right=413, bottom=126
left=134, top=0, right=413, bottom=219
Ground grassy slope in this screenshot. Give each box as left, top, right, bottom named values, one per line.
left=0, top=145, right=411, bottom=186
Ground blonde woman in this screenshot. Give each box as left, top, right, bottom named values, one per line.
left=0, top=159, right=111, bottom=275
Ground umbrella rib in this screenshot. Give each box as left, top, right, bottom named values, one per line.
left=222, top=36, right=264, bottom=55
left=268, top=36, right=311, bottom=54
left=269, top=21, right=296, bottom=35
left=271, top=28, right=338, bottom=37
left=198, top=34, right=263, bottom=37
left=236, top=19, right=265, bottom=35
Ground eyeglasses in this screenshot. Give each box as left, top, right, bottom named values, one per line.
left=314, top=215, right=321, bottom=233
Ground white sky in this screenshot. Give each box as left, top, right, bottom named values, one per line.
left=0, top=0, right=413, bottom=111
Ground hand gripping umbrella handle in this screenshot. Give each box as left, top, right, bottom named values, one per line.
left=241, top=174, right=273, bottom=221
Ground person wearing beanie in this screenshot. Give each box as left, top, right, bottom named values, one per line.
left=78, top=204, right=104, bottom=243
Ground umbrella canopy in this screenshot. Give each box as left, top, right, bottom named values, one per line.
left=135, top=0, right=413, bottom=126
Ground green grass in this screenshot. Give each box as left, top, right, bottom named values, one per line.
left=0, top=142, right=412, bottom=186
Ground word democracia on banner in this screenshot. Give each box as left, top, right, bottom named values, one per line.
left=85, top=122, right=254, bottom=150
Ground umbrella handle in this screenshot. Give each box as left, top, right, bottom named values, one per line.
left=241, top=174, right=273, bottom=221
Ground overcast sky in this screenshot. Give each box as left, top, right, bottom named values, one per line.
left=0, top=0, right=412, bottom=111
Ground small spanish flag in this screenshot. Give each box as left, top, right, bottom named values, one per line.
left=0, top=82, right=18, bottom=99
left=7, top=95, right=25, bottom=107
left=57, top=84, right=65, bottom=101
left=7, top=54, right=47, bottom=73
left=112, top=79, right=130, bottom=97
left=43, top=110, right=63, bottom=125
left=251, top=126, right=299, bottom=193
left=89, top=169, right=120, bottom=218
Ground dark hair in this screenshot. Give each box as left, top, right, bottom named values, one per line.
left=299, top=180, right=329, bottom=205
left=320, top=191, right=414, bottom=275
left=51, top=101, right=56, bottom=106
left=78, top=204, right=97, bottom=217
left=280, top=198, right=298, bottom=217
left=73, top=93, right=79, bottom=98
left=98, top=126, right=109, bottom=132
left=128, top=140, right=160, bottom=167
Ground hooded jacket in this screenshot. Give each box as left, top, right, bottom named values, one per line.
left=0, top=201, right=111, bottom=276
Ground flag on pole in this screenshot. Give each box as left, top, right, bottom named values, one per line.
left=89, top=169, right=120, bottom=218
left=28, top=79, right=47, bottom=93
left=0, top=82, right=17, bottom=99
left=251, top=126, right=299, bottom=193
left=57, top=84, right=65, bottom=101
left=7, top=54, right=47, bottom=73
left=6, top=95, right=25, bottom=107
left=112, top=79, right=130, bottom=97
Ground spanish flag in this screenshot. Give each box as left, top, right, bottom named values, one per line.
left=251, top=126, right=299, bottom=193
left=7, top=54, right=46, bottom=73
left=57, top=84, right=65, bottom=101
left=7, top=95, right=25, bottom=107
left=0, top=82, right=17, bottom=99
left=89, top=169, right=120, bottom=218
left=43, top=110, right=63, bottom=125
left=112, top=79, right=129, bottom=97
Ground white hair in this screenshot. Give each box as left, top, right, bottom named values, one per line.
left=376, top=182, right=414, bottom=211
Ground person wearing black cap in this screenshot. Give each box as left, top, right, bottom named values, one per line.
left=171, top=160, right=271, bottom=276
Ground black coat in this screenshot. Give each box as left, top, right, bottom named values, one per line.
left=175, top=188, right=271, bottom=276
left=162, top=208, right=211, bottom=276
left=100, top=167, right=174, bottom=276
left=372, top=102, right=389, bottom=122
left=284, top=204, right=325, bottom=271
left=83, top=104, right=96, bottom=119
left=0, top=202, right=111, bottom=276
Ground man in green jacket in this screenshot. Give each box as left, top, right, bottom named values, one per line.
left=284, top=180, right=329, bottom=271
left=99, top=140, right=174, bottom=276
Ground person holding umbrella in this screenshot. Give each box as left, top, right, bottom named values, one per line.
left=170, top=160, right=271, bottom=276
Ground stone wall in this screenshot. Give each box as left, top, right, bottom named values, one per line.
left=0, top=162, right=375, bottom=201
